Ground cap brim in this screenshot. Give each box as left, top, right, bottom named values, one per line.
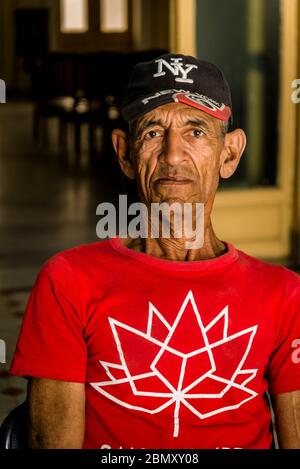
left=174, top=92, right=231, bottom=121
left=122, top=90, right=231, bottom=123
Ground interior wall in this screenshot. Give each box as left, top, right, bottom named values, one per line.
left=292, top=10, right=300, bottom=264
left=0, top=1, right=5, bottom=78
left=2, top=0, right=14, bottom=90
left=2, top=0, right=170, bottom=92
left=1, top=0, right=56, bottom=90
left=55, top=0, right=131, bottom=52
left=132, top=0, right=169, bottom=51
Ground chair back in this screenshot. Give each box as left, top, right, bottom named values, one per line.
left=0, top=402, right=28, bottom=449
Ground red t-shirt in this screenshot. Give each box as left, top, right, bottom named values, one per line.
left=10, top=238, right=300, bottom=449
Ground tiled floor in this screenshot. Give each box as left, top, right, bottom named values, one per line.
left=0, top=100, right=132, bottom=424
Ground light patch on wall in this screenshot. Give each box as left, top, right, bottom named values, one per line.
left=60, top=0, right=88, bottom=33
left=100, top=0, right=128, bottom=33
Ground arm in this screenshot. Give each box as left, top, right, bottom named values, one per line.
left=272, top=390, right=300, bottom=448
left=27, top=378, right=85, bottom=448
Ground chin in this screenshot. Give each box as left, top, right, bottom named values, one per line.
left=161, top=198, right=186, bottom=205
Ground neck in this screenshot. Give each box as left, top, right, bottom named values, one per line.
left=122, top=220, right=227, bottom=261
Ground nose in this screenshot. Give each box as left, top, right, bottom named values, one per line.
left=159, top=129, right=187, bottom=166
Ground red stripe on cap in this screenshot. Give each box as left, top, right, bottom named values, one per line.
left=173, top=93, right=231, bottom=121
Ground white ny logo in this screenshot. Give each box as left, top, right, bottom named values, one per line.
left=153, top=58, right=197, bottom=84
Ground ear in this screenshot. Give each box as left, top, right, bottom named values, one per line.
left=111, top=129, right=136, bottom=180
left=219, top=129, right=247, bottom=179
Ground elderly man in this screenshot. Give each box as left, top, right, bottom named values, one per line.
left=10, top=54, right=300, bottom=449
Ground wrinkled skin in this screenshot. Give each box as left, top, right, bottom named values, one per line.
left=112, top=102, right=246, bottom=261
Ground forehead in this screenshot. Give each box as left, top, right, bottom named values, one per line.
left=136, top=102, right=220, bottom=129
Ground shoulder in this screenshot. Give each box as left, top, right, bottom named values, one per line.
left=46, top=239, right=114, bottom=265
left=235, top=246, right=300, bottom=295
left=38, top=239, right=115, bottom=279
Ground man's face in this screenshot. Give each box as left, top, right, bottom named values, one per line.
left=130, top=103, right=226, bottom=207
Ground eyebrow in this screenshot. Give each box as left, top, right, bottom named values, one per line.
left=184, top=119, right=211, bottom=130
left=136, top=116, right=212, bottom=138
left=136, top=119, right=164, bottom=137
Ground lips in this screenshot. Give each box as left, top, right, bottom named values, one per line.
left=156, top=177, right=193, bottom=185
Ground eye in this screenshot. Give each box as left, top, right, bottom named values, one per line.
left=191, top=128, right=204, bottom=138
left=145, top=129, right=161, bottom=140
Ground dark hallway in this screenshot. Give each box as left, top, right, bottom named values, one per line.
left=0, top=99, right=128, bottom=419
left=0, top=100, right=122, bottom=291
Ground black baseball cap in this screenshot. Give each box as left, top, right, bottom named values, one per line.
left=121, top=53, right=232, bottom=125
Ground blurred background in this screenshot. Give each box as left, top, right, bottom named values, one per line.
left=0, top=0, right=300, bottom=425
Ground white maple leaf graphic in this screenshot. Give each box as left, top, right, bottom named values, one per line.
left=90, top=290, right=258, bottom=437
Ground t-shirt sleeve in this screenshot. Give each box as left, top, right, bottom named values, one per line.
left=268, top=269, right=300, bottom=395
left=10, top=254, right=87, bottom=383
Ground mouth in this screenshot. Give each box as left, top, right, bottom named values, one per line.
left=156, top=177, right=193, bottom=185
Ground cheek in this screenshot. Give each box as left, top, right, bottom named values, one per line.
left=191, top=144, right=221, bottom=188
left=137, top=145, right=160, bottom=179
left=193, top=146, right=219, bottom=173
left=135, top=149, right=158, bottom=195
